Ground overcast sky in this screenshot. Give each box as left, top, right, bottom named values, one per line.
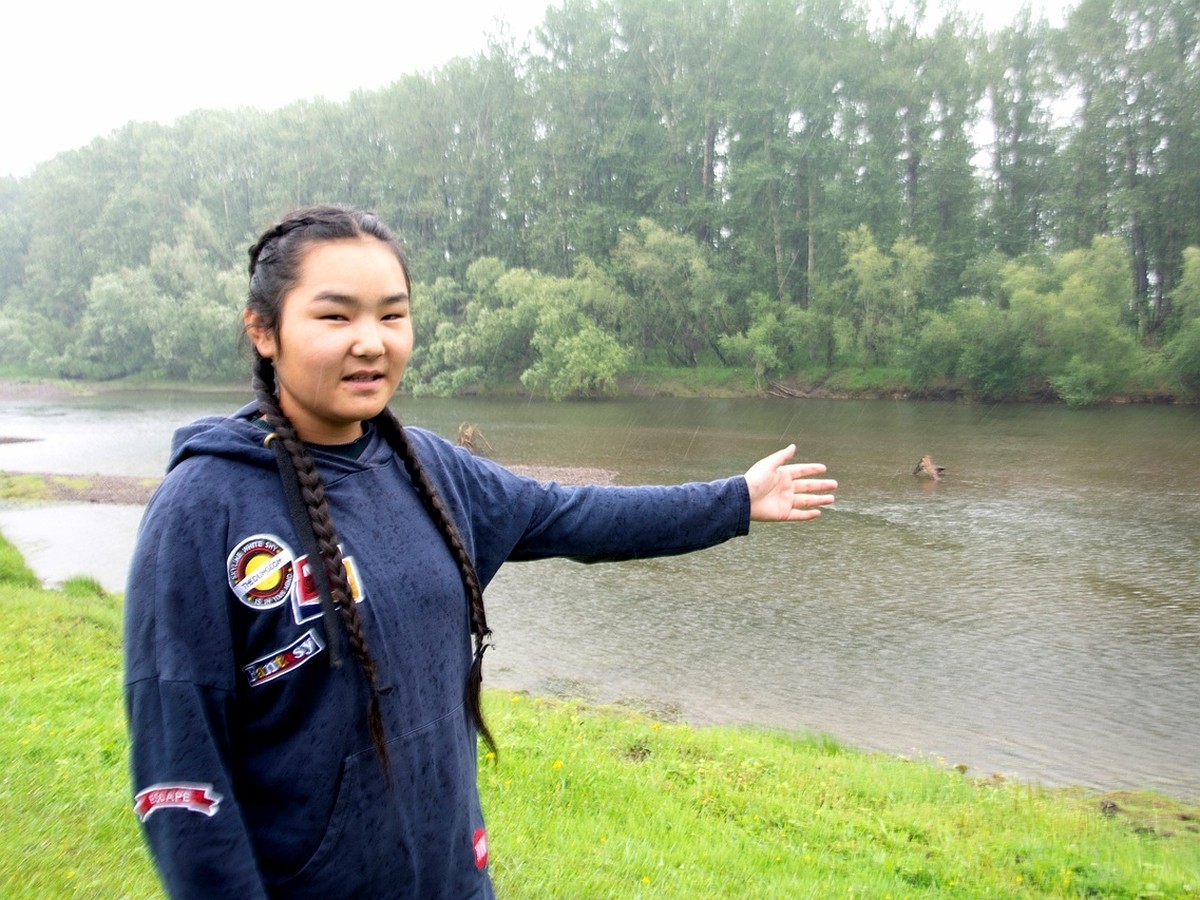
left=2, top=0, right=1073, bottom=179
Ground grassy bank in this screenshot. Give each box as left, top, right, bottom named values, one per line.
left=2, top=535, right=1197, bottom=897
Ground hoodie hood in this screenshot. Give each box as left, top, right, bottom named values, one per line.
left=166, top=402, right=276, bottom=475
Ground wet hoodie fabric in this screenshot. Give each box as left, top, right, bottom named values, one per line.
left=125, top=404, right=751, bottom=898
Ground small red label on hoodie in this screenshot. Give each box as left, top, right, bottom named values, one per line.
left=473, top=827, right=489, bottom=870
left=134, top=783, right=222, bottom=822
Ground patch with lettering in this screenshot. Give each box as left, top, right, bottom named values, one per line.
left=292, top=550, right=365, bottom=624
left=134, top=783, right=223, bottom=822
left=243, top=629, right=326, bottom=687
left=473, top=827, right=489, bottom=870
left=227, top=534, right=295, bottom=609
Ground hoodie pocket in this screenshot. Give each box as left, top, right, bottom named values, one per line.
left=269, top=709, right=488, bottom=899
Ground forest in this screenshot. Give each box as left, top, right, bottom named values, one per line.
left=1, top=0, right=1198, bottom=405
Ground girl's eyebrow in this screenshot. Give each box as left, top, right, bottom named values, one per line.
left=311, top=291, right=410, bottom=305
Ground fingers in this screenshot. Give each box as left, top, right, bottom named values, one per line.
left=778, top=462, right=829, bottom=479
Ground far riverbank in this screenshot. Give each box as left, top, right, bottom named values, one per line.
left=1, top=369, right=1194, bottom=409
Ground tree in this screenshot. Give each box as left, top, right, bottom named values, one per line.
left=1162, top=246, right=1200, bottom=391
left=837, top=225, right=933, bottom=367
left=522, top=280, right=632, bottom=399
left=58, top=268, right=163, bottom=379
left=982, top=11, right=1058, bottom=257
left=1054, top=0, right=1200, bottom=335
left=611, top=218, right=728, bottom=365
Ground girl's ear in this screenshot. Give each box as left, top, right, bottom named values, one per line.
left=243, top=309, right=277, bottom=359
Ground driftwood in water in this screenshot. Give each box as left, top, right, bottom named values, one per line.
left=456, top=423, right=494, bottom=455
left=913, top=454, right=946, bottom=480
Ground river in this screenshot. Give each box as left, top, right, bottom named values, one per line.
left=2, top=387, right=1198, bottom=802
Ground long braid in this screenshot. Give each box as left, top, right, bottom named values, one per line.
left=373, top=407, right=497, bottom=753
left=252, top=355, right=392, bottom=778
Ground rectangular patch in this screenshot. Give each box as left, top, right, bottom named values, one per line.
left=292, top=552, right=365, bottom=624
left=243, top=629, right=325, bottom=687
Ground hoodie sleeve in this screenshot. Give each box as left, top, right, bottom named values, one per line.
left=124, top=478, right=268, bottom=899
left=404, top=430, right=751, bottom=584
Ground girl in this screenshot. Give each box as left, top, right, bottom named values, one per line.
left=124, top=205, right=837, bottom=898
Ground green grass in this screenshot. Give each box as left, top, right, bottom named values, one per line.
left=2, top=531, right=1197, bottom=898
left=0, top=555, right=159, bottom=897
left=0, top=472, right=53, bottom=501
left=480, top=697, right=1200, bottom=897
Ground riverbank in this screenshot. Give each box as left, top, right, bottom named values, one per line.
left=1, top=535, right=1197, bottom=898
left=2, top=370, right=1193, bottom=409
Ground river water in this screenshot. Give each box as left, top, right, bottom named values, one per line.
left=2, top=388, right=1198, bottom=801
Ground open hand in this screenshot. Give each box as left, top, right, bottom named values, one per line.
left=744, top=444, right=837, bottom=522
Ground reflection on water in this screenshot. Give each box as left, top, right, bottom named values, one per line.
left=2, top=390, right=1199, bottom=801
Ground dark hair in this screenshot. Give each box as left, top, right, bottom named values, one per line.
left=246, top=206, right=495, bottom=777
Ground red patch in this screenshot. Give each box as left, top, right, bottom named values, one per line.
left=292, top=551, right=365, bottom=624
left=473, top=827, right=489, bottom=870
left=134, top=783, right=222, bottom=822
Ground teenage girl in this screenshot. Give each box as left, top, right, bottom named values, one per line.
left=124, top=205, right=837, bottom=898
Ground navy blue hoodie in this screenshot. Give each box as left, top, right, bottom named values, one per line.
left=124, top=406, right=750, bottom=898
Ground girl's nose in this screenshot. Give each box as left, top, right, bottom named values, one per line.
left=351, top=322, right=384, bottom=358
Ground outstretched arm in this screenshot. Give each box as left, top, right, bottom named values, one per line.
left=745, top=444, right=837, bottom=522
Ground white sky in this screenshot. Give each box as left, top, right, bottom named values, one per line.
left=1, top=0, right=1073, bottom=179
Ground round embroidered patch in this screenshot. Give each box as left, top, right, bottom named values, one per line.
left=227, top=534, right=295, bottom=609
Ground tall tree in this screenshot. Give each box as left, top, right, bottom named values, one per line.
left=1055, top=0, right=1200, bottom=335
left=982, top=10, right=1059, bottom=257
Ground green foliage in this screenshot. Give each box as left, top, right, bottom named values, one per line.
left=528, top=273, right=633, bottom=399
left=907, top=311, right=962, bottom=387
left=836, top=226, right=935, bottom=368
left=1164, top=318, right=1200, bottom=393
left=718, top=293, right=785, bottom=386
left=1163, top=247, right=1200, bottom=343
left=955, top=302, right=1032, bottom=400
left=55, top=268, right=161, bottom=380
left=523, top=321, right=631, bottom=400
left=611, top=219, right=729, bottom=367
left=1012, top=237, right=1140, bottom=402
left=0, top=315, right=33, bottom=368
left=1, top=0, right=1198, bottom=403
left=412, top=261, right=634, bottom=399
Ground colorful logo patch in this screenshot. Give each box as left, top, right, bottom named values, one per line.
left=134, top=783, right=222, bottom=822
left=227, top=534, right=295, bottom=609
left=473, top=827, right=489, bottom=870
left=292, top=550, right=365, bottom=624
left=243, top=629, right=326, bottom=687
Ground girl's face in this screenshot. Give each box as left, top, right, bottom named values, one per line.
left=245, top=236, right=413, bottom=444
